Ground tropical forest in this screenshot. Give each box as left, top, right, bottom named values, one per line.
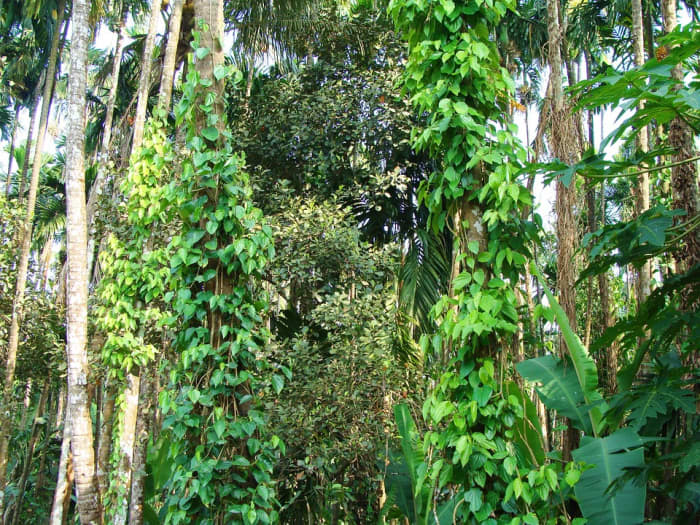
left=0, top=0, right=697, bottom=523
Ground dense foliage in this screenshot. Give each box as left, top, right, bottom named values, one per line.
left=0, top=0, right=697, bottom=523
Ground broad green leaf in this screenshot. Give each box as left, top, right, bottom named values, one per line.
left=516, top=356, right=591, bottom=433
left=572, top=429, right=646, bottom=525
left=531, top=264, right=604, bottom=434
left=201, top=126, right=219, bottom=141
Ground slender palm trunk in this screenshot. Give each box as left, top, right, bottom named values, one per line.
left=96, top=381, right=115, bottom=499
left=15, top=89, right=41, bottom=200
left=35, top=388, right=56, bottom=494
left=11, top=380, right=50, bottom=525
left=128, top=372, right=153, bottom=525
left=49, top=413, right=72, bottom=525
left=159, top=0, right=185, bottom=111
left=0, top=1, right=65, bottom=509
left=632, top=0, right=652, bottom=305
left=108, top=7, right=162, bottom=520
left=65, top=0, right=100, bottom=521
left=5, top=102, right=20, bottom=195
left=86, top=4, right=128, bottom=279
left=547, top=0, right=582, bottom=462
left=662, top=0, right=700, bottom=272
left=112, top=373, right=140, bottom=525
left=131, top=0, right=162, bottom=152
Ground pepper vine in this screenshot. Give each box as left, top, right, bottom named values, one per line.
left=157, top=34, right=280, bottom=524
left=97, top=31, right=281, bottom=524
left=388, top=0, right=574, bottom=522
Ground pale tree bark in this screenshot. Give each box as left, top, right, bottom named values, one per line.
left=107, top=5, right=163, bottom=520
left=65, top=0, right=101, bottom=521
left=631, top=0, right=652, bottom=306
left=96, top=381, right=115, bottom=499
left=86, top=4, right=129, bottom=279
left=15, top=89, right=41, bottom=200
left=547, top=0, right=582, bottom=462
left=131, top=0, right=163, bottom=152
left=159, top=0, right=185, bottom=111
left=49, top=413, right=72, bottom=525
left=0, top=0, right=65, bottom=508
left=19, top=378, right=33, bottom=430
left=4, top=102, right=20, bottom=195
left=662, top=0, right=700, bottom=272
left=128, top=372, right=153, bottom=525
left=112, top=373, right=140, bottom=525
left=11, top=380, right=50, bottom=525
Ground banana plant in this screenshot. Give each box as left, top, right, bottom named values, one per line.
left=516, top=264, right=646, bottom=525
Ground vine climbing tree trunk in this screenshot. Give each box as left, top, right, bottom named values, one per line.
left=65, top=0, right=101, bottom=521
left=0, top=0, right=66, bottom=510
left=546, top=0, right=583, bottom=463
left=632, top=0, right=652, bottom=306
left=662, top=0, right=700, bottom=273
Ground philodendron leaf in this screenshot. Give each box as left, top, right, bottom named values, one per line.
left=572, top=428, right=646, bottom=525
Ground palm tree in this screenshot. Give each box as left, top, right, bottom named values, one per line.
left=64, top=0, right=100, bottom=520
left=0, top=0, right=66, bottom=510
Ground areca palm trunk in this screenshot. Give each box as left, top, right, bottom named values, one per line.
left=15, top=89, right=40, bottom=200
left=131, top=0, right=162, bottom=152
left=547, top=0, right=582, bottom=462
left=109, top=3, right=162, bottom=521
left=159, top=0, right=185, bottom=111
left=662, top=0, right=700, bottom=272
left=632, top=0, right=651, bottom=305
left=126, top=7, right=187, bottom=518
left=11, top=380, right=50, bottom=525
left=86, top=4, right=128, bottom=279
left=0, top=0, right=66, bottom=511
left=49, top=411, right=72, bottom=525
left=5, top=102, right=20, bottom=195
left=65, top=0, right=100, bottom=520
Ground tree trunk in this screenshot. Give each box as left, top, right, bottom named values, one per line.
left=111, top=372, right=141, bottom=525
left=49, top=412, right=72, bottom=525
left=662, top=0, right=700, bottom=272
left=159, top=0, right=185, bottom=111
left=597, top=192, right=618, bottom=394
left=0, top=0, right=65, bottom=508
left=96, top=381, right=115, bottom=500
left=4, top=102, right=20, bottom=196
left=19, top=378, right=33, bottom=431
left=131, top=0, right=162, bottom=153
left=631, top=0, right=652, bottom=306
left=11, top=380, right=50, bottom=525
left=65, top=0, right=100, bottom=521
left=35, top=388, right=57, bottom=494
left=86, top=4, right=128, bottom=279
left=547, top=0, right=582, bottom=463
left=15, top=89, right=41, bottom=200
left=128, top=372, right=153, bottom=525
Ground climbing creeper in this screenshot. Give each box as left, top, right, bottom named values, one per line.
left=158, top=35, right=280, bottom=524
left=389, top=0, right=570, bottom=522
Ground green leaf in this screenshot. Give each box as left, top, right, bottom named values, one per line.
left=516, top=355, right=591, bottom=433
left=195, top=47, right=210, bottom=59
left=188, top=389, right=201, bottom=404
left=271, top=374, right=284, bottom=394
left=202, top=126, right=219, bottom=141
left=214, top=419, right=226, bottom=438
left=531, top=264, right=604, bottom=434
left=503, top=381, right=546, bottom=465
left=572, top=429, right=646, bottom=525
